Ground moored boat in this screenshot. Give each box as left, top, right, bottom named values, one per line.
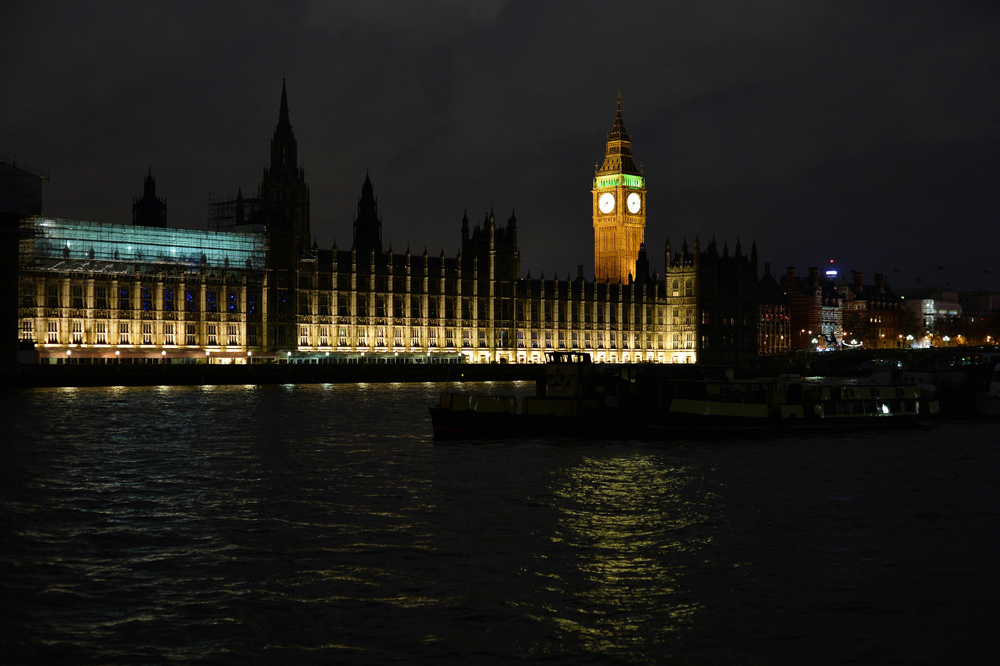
left=429, top=353, right=939, bottom=440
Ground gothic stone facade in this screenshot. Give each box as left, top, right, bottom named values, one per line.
left=16, top=86, right=761, bottom=367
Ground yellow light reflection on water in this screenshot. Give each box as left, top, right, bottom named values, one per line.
left=542, top=453, right=710, bottom=659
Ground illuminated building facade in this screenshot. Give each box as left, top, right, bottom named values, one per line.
left=15, top=86, right=761, bottom=367
left=18, top=217, right=266, bottom=363
left=840, top=272, right=905, bottom=347
left=758, top=263, right=791, bottom=355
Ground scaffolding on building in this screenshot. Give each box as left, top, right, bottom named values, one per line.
left=25, top=217, right=266, bottom=270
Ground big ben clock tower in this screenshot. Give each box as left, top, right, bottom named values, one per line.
left=593, top=94, right=646, bottom=283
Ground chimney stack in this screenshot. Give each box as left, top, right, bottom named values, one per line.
left=782, top=265, right=796, bottom=286
left=853, top=271, right=863, bottom=288
left=578, top=265, right=584, bottom=280
left=874, top=273, right=885, bottom=291
left=808, top=266, right=819, bottom=282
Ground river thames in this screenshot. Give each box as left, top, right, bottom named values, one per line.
left=1, top=382, right=997, bottom=664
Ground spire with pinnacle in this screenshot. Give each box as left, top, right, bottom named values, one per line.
left=259, top=78, right=310, bottom=256
left=353, top=171, right=382, bottom=256
left=597, top=92, right=640, bottom=176
left=279, top=78, right=290, bottom=125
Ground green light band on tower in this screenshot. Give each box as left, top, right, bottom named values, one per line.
left=593, top=174, right=645, bottom=189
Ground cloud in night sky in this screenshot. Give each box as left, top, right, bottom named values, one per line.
left=2, top=0, right=998, bottom=289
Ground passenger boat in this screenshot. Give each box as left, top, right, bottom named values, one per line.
left=640, top=377, right=936, bottom=437
left=429, top=352, right=939, bottom=440
left=430, top=352, right=645, bottom=439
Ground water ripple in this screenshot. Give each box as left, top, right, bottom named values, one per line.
left=1, top=385, right=998, bottom=663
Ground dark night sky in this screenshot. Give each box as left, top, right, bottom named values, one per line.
left=3, top=1, right=998, bottom=290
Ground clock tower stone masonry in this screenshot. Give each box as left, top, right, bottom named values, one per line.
left=593, top=95, right=646, bottom=284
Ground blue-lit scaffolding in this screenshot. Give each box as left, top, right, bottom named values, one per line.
left=27, top=217, right=266, bottom=270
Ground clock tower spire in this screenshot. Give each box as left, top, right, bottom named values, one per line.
left=593, top=94, right=646, bottom=283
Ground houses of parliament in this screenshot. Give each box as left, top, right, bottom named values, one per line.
left=10, top=83, right=760, bottom=367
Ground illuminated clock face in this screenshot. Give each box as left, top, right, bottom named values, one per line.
left=598, top=192, right=615, bottom=214
left=627, top=192, right=641, bottom=213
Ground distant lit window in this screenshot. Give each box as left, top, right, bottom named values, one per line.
left=118, top=287, right=131, bottom=311
left=119, top=322, right=130, bottom=345
left=186, top=290, right=197, bottom=313
left=164, top=289, right=175, bottom=312
left=141, top=287, right=153, bottom=312
left=165, top=323, right=175, bottom=345
left=206, top=290, right=218, bottom=313
left=72, top=284, right=84, bottom=310
left=20, top=319, right=34, bottom=341
left=299, top=326, right=308, bottom=346
left=21, top=284, right=35, bottom=308
left=47, top=320, right=58, bottom=344
left=228, top=324, right=238, bottom=346
left=208, top=324, right=218, bottom=346
left=72, top=321, right=83, bottom=344
left=95, top=286, right=107, bottom=311
left=186, top=323, right=196, bottom=346
left=142, top=322, right=152, bottom=345
left=96, top=321, right=107, bottom=344
left=228, top=293, right=239, bottom=314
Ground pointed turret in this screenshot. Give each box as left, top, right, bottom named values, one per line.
left=259, top=79, right=310, bottom=259
left=279, top=78, right=290, bottom=127
left=597, top=93, right=640, bottom=176
left=132, top=168, right=166, bottom=227
left=353, top=171, right=382, bottom=256
left=608, top=92, right=630, bottom=142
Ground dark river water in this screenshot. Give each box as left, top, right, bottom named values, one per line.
left=1, top=382, right=998, bottom=665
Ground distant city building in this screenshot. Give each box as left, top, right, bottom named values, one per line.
left=958, top=290, right=1000, bottom=318
left=780, top=266, right=828, bottom=348
left=758, top=263, right=790, bottom=355
left=780, top=267, right=905, bottom=349
left=840, top=271, right=906, bottom=348
left=132, top=169, right=167, bottom=227
left=897, top=287, right=962, bottom=334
